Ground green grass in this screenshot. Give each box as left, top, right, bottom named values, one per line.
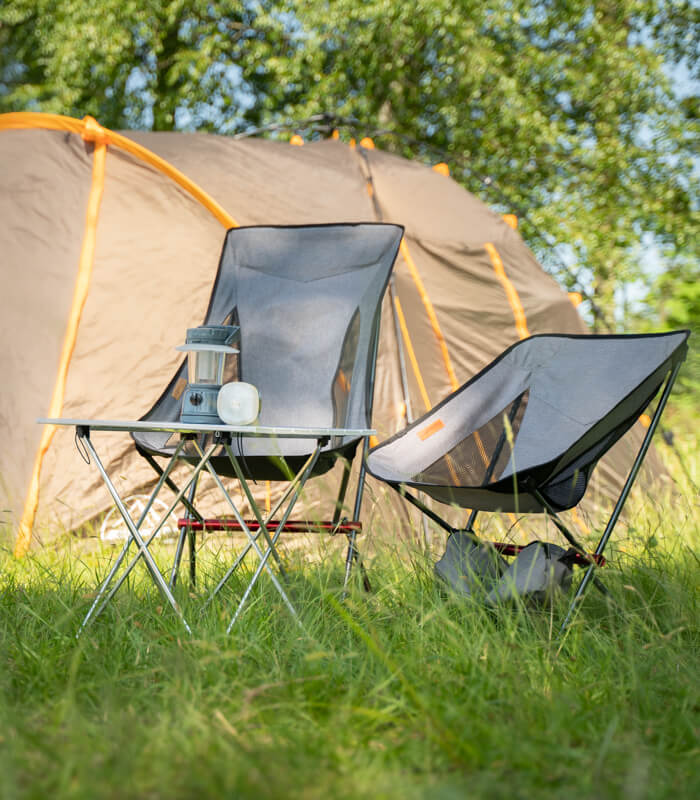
left=0, top=436, right=698, bottom=799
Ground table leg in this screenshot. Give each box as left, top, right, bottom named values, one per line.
left=77, top=438, right=187, bottom=636
left=199, top=469, right=308, bottom=613
left=79, top=439, right=217, bottom=635
left=86, top=442, right=218, bottom=631
left=192, top=441, right=320, bottom=629
left=223, top=444, right=288, bottom=577
left=223, top=444, right=322, bottom=632
left=80, top=435, right=192, bottom=634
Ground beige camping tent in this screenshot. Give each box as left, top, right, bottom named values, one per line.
left=0, top=113, right=666, bottom=555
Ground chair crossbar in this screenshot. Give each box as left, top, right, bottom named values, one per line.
left=177, top=518, right=362, bottom=534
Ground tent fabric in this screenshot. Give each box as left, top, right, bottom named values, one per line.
left=134, top=223, right=403, bottom=477
left=0, top=117, right=671, bottom=543
left=15, top=130, right=108, bottom=555
left=366, top=332, right=689, bottom=512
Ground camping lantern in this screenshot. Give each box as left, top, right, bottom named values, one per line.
left=176, top=325, right=239, bottom=424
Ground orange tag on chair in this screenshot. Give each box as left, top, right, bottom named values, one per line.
left=417, top=419, right=444, bottom=440
left=172, top=377, right=187, bottom=400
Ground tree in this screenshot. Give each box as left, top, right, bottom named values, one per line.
left=0, top=0, right=303, bottom=131
left=641, top=262, right=700, bottom=403
left=277, top=0, right=698, bottom=328
left=1, top=0, right=697, bottom=334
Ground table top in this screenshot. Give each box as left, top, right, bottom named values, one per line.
left=38, top=418, right=375, bottom=439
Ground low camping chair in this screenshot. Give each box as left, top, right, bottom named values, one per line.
left=366, top=331, right=690, bottom=630
left=126, top=223, right=403, bottom=619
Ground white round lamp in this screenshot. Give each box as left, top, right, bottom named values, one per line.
left=217, top=381, right=260, bottom=426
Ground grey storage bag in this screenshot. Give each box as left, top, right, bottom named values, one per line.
left=436, top=535, right=573, bottom=606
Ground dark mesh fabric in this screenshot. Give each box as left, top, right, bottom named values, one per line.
left=133, top=224, right=403, bottom=479
left=414, top=390, right=528, bottom=486
left=539, top=468, right=589, bottom=509
left=367, top=331, right=689, bottom=512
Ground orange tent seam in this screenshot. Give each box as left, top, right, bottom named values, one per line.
left=14, top=139, right=107, bottom=556
left=400, top=238, right=459, bottom=392
left=393, top=293, right=432, bottom=413
left=484, top=242, right=530, bottom=340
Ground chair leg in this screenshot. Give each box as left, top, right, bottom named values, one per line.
left=188, top=522, right=197, bottom=588
left=343, top=438, right=373, bottom=595
left=560, top=360, right=682, bottom=632
left=170, top=525, right=187, bottom=589
left=464, top=509, right=479, bottom=533
left=398, top=487, right=460, bottom=536
left=170, top=474, right=200, bottom=590
left=332, top=458, right=352, bottom=526
left=531, top=488, right=610, bottom=599
left=343, top=530, right=372, bottom=592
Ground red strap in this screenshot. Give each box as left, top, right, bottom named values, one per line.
left=491, top=542, right=605, bottom=567
left=177, top=518, right=361, bottom=533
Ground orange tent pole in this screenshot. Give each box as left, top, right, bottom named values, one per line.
left=0, top=113, right=238, bottom=229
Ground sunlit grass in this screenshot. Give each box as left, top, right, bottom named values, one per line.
left=0, top=432, right=697, bottom=798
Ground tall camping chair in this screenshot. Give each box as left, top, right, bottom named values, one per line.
left=133, top=223, right=403, bottom=596
left=366, top=331, right=690, bottom=629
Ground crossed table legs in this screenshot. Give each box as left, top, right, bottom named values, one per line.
left=76, top=428, right=323, bottom=636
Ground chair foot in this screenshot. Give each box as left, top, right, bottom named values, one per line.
left=342, top=534, right=371, bottom=596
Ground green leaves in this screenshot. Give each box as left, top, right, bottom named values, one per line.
left=1, top=0, right=696, bottom=342
left=278, top=1, right=697, bottom=329
left=0, top=1, right=300, bottom=130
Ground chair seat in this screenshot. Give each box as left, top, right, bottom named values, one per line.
left=137, top=439, right=360, bottom=481
left=367, top=331, right=689, bottom=512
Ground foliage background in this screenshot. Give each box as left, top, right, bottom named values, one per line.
left=1, top=0, right=697, bottom=397
left=0, top=7, right=698, bottom=796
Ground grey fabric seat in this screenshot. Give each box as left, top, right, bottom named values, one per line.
left=367, top=332, right=689, bottom=512
left=367, top=331, right=690, bottom=628
left=134, top=223, right=403, bottom=479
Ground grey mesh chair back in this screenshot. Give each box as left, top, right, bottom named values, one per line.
left=368, top=332, right=689, bottom=511
left=367, top=331, right=689, bottom=630
left=134, top=223, right=404, bottom=478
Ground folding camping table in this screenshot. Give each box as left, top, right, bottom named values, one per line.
left=38, top=418, right=375, bottom=635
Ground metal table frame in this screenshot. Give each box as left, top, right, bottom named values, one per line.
left=39, top=418, right=374, bottom=635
